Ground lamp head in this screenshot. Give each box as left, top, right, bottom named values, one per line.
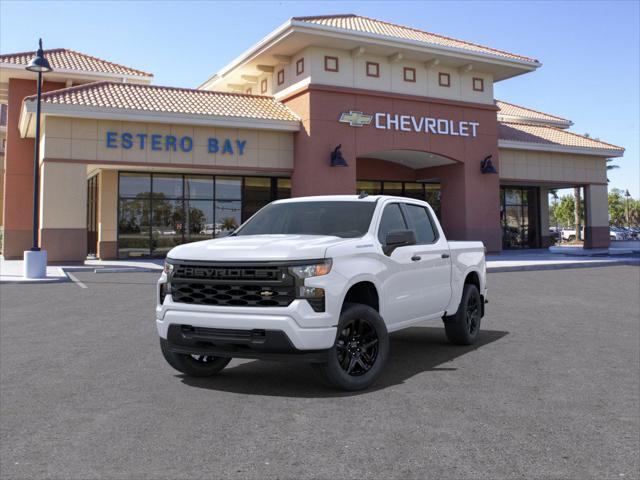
left=330, top=144, right=348, bottom=167
left=480, top=155, right=498, bottom=174
left=26, top=39, right=52, bottom=73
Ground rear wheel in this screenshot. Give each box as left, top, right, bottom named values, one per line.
left=313, top=303, right=389, bottom=391
left=160, top=338, right=231, bottom=377
left=444, top=283, right=482, bottom=345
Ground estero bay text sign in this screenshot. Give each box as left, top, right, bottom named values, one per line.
left=105, top=132, right=247, bottom=155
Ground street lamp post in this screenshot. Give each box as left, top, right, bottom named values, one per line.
left=625, top=189, right=631, bottom=229
left=23, top=39, right=52, bottom=279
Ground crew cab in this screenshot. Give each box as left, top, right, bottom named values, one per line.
left=157, top=195, right=487, bottom=390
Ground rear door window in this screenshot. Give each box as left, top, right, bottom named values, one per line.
left=377, top=203, right=407, bottom=244
left=404, top=204, right=437, bottom=244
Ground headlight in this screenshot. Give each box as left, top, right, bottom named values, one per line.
left=289, top=259, right=332, bottom=279
left=163, top=260, right=174, bottom=275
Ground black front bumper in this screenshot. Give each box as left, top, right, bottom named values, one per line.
left=165, top=324, right=330, bottom=362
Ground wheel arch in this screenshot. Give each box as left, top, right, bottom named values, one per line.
left=342, top=280, right=380, bottom=312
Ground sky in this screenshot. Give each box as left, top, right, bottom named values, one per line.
left=1, top=0, right=638, bottom=197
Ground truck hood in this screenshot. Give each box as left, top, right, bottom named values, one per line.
left=167, top=234, right=347, bottom=262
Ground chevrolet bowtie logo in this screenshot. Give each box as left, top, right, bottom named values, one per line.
left=339, top=111, right=373, bottom=127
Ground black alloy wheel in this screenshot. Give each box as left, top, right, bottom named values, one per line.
left=443, top=283, right=482, bottom=346
left=336, top=317, right=379, bottom=376
left=465, top=292, right=481, bottom=336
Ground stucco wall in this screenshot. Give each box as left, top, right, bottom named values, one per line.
left=499, top=148, right=607, bottom=184
left=42, top=117, right=294, bottom=171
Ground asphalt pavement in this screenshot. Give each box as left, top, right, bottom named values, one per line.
left=1, top=266, right=639, bottom=479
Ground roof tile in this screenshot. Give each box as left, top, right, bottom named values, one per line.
left=499, top=122, right=623, bottom=152
left=0, top=48, right=152, bottom=77
left=497, top=100, right=571, bottom=126
left=293, top=14, right=539, bottom=64
left=26, top=81, right=299, bottom=122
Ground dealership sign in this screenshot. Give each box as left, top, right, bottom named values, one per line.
left=339, top=111, right=479, bottom=137
left=105, top=132, right=247, bottom=155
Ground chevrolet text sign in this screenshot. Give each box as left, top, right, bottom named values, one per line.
left=339, top=111, right=479, bottom=137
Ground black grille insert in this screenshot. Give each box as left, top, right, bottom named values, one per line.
left=170, top=263, right=295, bottom=307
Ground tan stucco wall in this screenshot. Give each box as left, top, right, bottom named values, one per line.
left=42, top=117, right=294, bottom=170
left=499, top=149, right=607, bottom=184
left=39, top=161, right=86, bottom=229
left=271, top=46, right=494, bottom=104
left=585, top=184, right=609, bottom=228
left=98, top=169, right=118, bottom=243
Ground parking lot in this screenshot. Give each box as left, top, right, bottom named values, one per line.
left=1, top=266, right=639, bottom=479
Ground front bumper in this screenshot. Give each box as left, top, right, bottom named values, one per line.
left=156, top=296, right=337, bottom=351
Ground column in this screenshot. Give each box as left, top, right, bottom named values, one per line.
left=39, top=161, right=87, bottom=262
left=584, top=184, right=610, bottom=249
left=539, top=187, right=552, bottom=247
left=98, top=170, right=118, bottom=259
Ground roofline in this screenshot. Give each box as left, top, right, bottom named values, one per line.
left=19, top=101, right=301, bottom=138
left=496, top=99, right=572, bottom=125
left=497, top=114, right=573, bottom=129
left=498, top=140, right=624, bottom=158
left=199, top=17, right=541, bottom=89
left=0, top=61, right=153, bottom=82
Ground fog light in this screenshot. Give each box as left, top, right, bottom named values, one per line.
left=299, top=286, right=324, bottom=298
left=159, top=283, right=171, bottom=304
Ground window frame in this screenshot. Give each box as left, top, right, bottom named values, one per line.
left=324, top=55, right=339, bottom=72
left=366, top=61, right=380, bottom=78
left=400, top=202, right=440, bottom=245
left=438, top=72, right=451, bottom=87
left=296, top=58, right=304, bottom=76
left=403, top=67, right=416, bottom=83
left=277, top=69, right=285, bottom=86
left=260, top=78, right=268, bottom=94
left=472, top=77, right=484, bottom=92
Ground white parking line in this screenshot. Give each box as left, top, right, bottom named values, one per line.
left=66, top=272, right=88, bottom=289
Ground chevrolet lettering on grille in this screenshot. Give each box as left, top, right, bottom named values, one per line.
left=176, top=266, right=279, bottom=280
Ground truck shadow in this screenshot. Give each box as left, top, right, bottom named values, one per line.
left=178, top=326, right=508, bottom=398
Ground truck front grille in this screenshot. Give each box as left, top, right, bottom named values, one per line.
left=169, top=263, right=295, bottom=307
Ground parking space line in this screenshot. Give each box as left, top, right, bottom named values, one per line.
left=66, top=272, right=88, bottom=289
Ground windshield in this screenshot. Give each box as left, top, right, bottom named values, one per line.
left=235, top=201, right=376, bottom=238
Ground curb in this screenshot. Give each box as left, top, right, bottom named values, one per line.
left=488, top=259, right=640, bottom=273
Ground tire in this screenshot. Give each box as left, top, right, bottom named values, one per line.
left=568, top=235, right=576, bottom=242
left=313, top=303, right=389, bottom=391
left=444, top=283, right=482, bottom=346
left=160, top=338, right=231, bottom=377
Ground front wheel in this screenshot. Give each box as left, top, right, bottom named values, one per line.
left=313, top=303, right=389, bottom=391
left=444, top=283, right=482, bottom=345
left=160, top=338, right=231, bottom=377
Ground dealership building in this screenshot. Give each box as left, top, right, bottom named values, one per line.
left=0, top=14, right=624, bottom=261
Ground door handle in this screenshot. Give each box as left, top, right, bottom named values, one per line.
left=411, top=255, right=421, bottom=261
left=441, top=253, right=450, bottom=259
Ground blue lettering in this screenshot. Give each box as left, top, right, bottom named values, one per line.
left=106, top=131, right=117, bottom=148
left=180, top=136, right=193, bottom=152
left=151, top=134, right=162, bottom=151
left=235, top=140, right=246, bottom=155
left=165, top=135, right=177, bottom=151
left=121, top=132, right=133, bottom=149
left=208, top=138, right=219, bottom=153
left=137, top=133, right=147, bottom=149
left=222, top=138, right=233, bottom=155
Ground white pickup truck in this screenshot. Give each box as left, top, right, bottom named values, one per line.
left=157, top=195, right=487, bottom=390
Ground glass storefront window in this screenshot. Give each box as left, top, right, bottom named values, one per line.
left=117, top=173, right=290, bottom=258
left=501, top=186, right=539, bottom=249
left=243, top=177, right=272, bottom=220
left=425, top=184, right=441, bottom=219
left=403, top=182, right=424, bottom=200
left=185, top=176, right=214, bottom=199
left=382, top=182, right=403, bottom=197
left=357, top=181, right=382, bottom=195
left=119, top=173, right=151, bottom=198
left=153, top=174, right=183, bottom=198
left=215, top=176, right=242, bottom=200
left=277, top=178, right=291, bottom=199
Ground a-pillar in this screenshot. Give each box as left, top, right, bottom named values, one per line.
left=39, top=162, right=87, bottom=262
left=539, top=187, right=552, bottom=247
left=98, top=170, right=118, bottom=259
left=584, top=184, right=610, bottom=249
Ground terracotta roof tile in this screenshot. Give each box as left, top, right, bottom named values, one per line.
left=499, top=122, right=623, bottom=153
left=26, top=81, right=299, bottom=122
left=0, top=48, right=152, bottom=77
left=496, top=100, right=571, bottom=126
left=293, top=14, right=539, bottom=64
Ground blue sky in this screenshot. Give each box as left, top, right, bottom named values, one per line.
left=1, top=0, right=638, bottom=197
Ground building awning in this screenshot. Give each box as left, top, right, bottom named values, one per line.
left=19, top=81, right=301, bottom=136
left=498, top=121, right=624, bottom=157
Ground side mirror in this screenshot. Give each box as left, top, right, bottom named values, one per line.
left=383, top=229, right=416, bottom=255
